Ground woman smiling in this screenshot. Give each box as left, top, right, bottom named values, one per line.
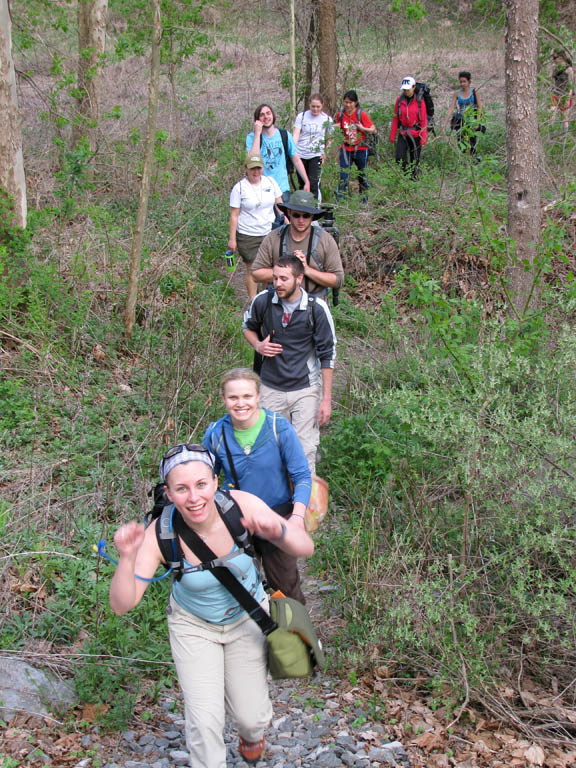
left=203, top=368, right=311, bottom=604
left=109, top=444, right=313, bottom=767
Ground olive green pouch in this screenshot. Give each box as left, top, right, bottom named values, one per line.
left=267, top=595, right=325, bottom=679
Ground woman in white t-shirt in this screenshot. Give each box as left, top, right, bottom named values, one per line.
left=292, top=94, right=334, bottom=200
left=228, top=153, right=283, bottom=300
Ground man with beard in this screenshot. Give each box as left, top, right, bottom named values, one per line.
left=242, top=255, right=337, bottom=475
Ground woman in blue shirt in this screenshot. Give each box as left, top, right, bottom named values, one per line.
left=203, top=368, right=312, bottom=604
left=443, top=71, right=483, bottom=157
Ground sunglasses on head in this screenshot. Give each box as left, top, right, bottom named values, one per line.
left=161, top=443, right=213, bottom=467
left=290, top=212, right=312, bottom=219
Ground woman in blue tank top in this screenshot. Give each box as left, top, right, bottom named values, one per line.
left=443, top=71, right=483, bottom=158
left=109, top=444, right=314, bottom=768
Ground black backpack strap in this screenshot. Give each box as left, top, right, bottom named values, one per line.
left=214, top=489, right=255, bottom=557
left=221, top=430, right=241, bottom=490
left=279, top=129, right=296, bottom=189
left=253, top=287, right=276, bottom=375
left=172, top=511, right=278, bottom=635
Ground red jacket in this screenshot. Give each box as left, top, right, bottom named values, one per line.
left=390, top=94, right=427, bottom=146
left=335, top=108, right=374, bottom=151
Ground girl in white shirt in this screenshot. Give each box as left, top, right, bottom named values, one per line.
left=292, top=94, right=333, bottom=200
left=228, top=154, right=283, bottom=299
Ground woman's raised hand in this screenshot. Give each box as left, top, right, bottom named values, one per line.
left=113, top=521, right=146, bottom=557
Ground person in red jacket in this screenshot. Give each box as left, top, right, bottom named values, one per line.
left=390, top=76, right=428, bottom=178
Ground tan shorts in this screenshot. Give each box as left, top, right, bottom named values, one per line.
left=236, top=232, right=265, bottom=264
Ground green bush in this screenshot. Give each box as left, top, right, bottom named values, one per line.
left=318, top=309, right=576, bottom=708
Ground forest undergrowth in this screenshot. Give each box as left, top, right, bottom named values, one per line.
left=1, top=4, right=576, bottom=765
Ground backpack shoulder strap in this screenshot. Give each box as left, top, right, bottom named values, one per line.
left=307, top=294, right=317, bottom=331
left=279, top=129, right=294, bottom=181
left=172, top=509, right=277, bottom=635
left=279, top=223, right=289, bottom=258
left=261, top=283, right=275, bottom=338
left=155, top=506, right=184, bottom=578
left=155, top=491, right=256, bottom=580
left=272, top=410, right=279, bottom=445
left=214, top=489, right=254, bottom=557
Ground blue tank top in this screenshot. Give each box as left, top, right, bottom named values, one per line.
left=457, top=89, right=476, bottom=113
left=172, top=545, right=264, bottom=625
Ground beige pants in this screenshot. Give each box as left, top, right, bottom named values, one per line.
left=167, top=595, right=272, bottom=768
left=260, top=383, right=320, bottom=474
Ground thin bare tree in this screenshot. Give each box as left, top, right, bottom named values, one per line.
left=505, top=0, right=541, bottom=315
left=0, top=0, right=27, bottom=227
left=124, top=0, right=161, bottom=340
left=71, top=0, right=108, bottom=153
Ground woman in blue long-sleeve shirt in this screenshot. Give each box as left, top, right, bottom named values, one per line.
left=203, top=368, right=311, bottom=603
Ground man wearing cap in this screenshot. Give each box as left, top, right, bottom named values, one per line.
left=390, top=76, right=428, bottom=177
left=250, top=190, right=344, bottom=300
left=228, top=153, right=283, bottom=300
left=243, top=254, right=337, bottom=475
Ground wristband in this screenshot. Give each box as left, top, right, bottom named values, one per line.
left=270, top=522, right=287, bottom=541
left=290, top=513, right=305, bottom=519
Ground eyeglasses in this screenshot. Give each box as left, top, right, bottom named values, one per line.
left=290, top=212, right=312, bottom=219
left=160, top=443, right=214, bottom=470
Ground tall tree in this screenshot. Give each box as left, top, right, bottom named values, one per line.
left=124, top=0, right=161, bottom=340
left=0, top=0, right=27, bottom=227
left=303, top=0, right=317, bottom=105
left=505, top=0, right=541, bottom=315
left=317, top=0, right=337, bottom=114
left=71, top=0, right=108, bottom=153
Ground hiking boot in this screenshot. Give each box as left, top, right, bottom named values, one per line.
left=239, top=735, right=265, bottom=763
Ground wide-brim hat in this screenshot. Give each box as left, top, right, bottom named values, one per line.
left=277, top=190, right=327, bottom=219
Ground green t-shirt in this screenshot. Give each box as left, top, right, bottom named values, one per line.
left=233, top=408, right=266, bottom=455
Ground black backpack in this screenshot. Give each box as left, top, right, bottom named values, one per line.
left=146, top=485, right=254, bottom=580
left=414, top=82, right=435, bottom=129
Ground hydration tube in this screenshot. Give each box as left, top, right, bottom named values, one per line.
left=93, top=539, right=173, bottom=582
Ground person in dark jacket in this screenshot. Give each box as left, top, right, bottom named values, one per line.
left=243, top=255, right=337, bottom=476
left=203, top=368, right=311, bottom=603
left=390, top=76, right=428, bottom=178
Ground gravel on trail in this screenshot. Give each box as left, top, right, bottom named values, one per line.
left=94, top=577, right=411, bottom=768
left=99, top=682, right=410, bottom=768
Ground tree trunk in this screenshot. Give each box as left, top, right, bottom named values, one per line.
left=303, top=0, right=317, bottom=106
left=0, top=0, right=27, bottom=228
left=505, top=0, right=541, bottom=315
left=317, top=0, right=337, bottom=115
left=71, top=0, right=108, bottom=153
left=124, top=0, right=161, bottom=340
left=289, top=0, right=296, bottom=119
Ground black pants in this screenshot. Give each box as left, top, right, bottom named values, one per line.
left=298, top=156, right=323, bottom=199
left=456, top=127, right=478, bottom=156
left=395, top=133, right=422, bottom=177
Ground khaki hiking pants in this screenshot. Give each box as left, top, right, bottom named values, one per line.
left=167, top=595, right=272, bottom=768
left=260, top=383, right=320, bottom=475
